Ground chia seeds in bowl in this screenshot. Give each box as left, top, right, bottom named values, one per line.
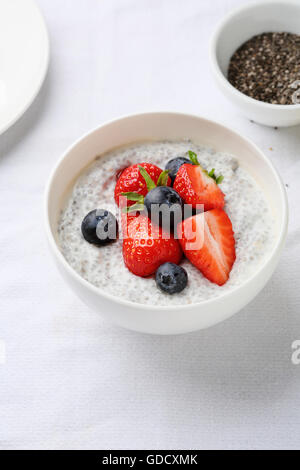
left=228, top=32, right=300, bottom=105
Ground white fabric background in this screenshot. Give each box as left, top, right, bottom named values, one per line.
left=0, top=0, right=300, bottom=450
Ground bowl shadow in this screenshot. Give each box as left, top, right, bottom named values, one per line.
left=0, top=67, right=51, bottom=161
left=111, top=262, right=296, bottom=405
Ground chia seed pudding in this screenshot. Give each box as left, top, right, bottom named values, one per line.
left=57, top=140, right=275, bottom=306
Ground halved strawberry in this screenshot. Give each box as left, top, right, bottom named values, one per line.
left=123, top=215, right=182, bottom=277
left=115, top=163, right=171, bottom=207
left=177, top=209, right=236, bottom=286
left=173, top=151, right=225, bottom=211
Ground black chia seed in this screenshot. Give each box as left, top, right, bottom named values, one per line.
left=228, top=32, right=300, bottom=105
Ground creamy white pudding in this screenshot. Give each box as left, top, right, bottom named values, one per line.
left=57, top=140, right=275, bottom=306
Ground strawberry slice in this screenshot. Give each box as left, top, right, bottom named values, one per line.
left=123, top=215, right=182, bottom=277
left=173, top=151, right=225, bottom=211
left=115, top=163, right=171, bottom=207
left=177, top=209, right=236, bottom=286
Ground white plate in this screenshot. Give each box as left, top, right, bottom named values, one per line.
left=0, top=0, right=49, bottom=135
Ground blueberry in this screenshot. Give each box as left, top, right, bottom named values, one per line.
left=156, top=263, right=188, bottom=294
left=144, top=186, right=183, bottom=231
left=165, top=156, right=191, bottom=184
left=81, top=209, right=118, bottom=245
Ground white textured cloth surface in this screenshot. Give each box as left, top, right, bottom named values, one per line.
left=1, top=0, right=300, bottom=450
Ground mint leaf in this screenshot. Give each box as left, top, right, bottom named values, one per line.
left=188, top=150, right=200, bottom=165
left=121, top=192, right=144, bottom=203
left=138, top=166, right=156, bottom=192
left=125, top=203, right=145, bottom=214
left=157, top=170, right=169, bottom=187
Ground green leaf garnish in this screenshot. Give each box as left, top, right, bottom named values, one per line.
left=121, top=192, right=144, bottom=203
left=138, top=166, right=156, bottom=192
left=188, top=150, right=200, bottom=166
left=157, top=170, right=169, bottom=187
left=123, top=203, right=145, bottom=214
left=207, top=168, right=224, bottom=185
left=187, top=151, right=224, bottom=185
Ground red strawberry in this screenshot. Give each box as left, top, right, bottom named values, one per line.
left=120, top=211, right=139, bottom=238
left=123, top=215, right=182, bottom=277
left=177, top=209, right=236, bottom=286
left=115, top=163, right=171, bottom=207
left=173, top=151, right=225, bottom=211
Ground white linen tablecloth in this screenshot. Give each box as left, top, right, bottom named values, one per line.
left=0, top=0, right=300, bottom=450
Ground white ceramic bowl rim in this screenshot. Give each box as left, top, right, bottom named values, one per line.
left=210, top=0, right=300, bottom=111
left=44, top=111, right=289, bottom=312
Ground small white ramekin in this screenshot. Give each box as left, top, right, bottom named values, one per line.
left=44, top=112, right=288, bottom=335
left=210, top=0, right=300, bottom=127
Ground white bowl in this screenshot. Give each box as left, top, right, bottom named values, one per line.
left=45, top=112, right=288, bottom=335
left=0, top=0, right=49, bottom=135
left=210, top=0, right=300, bottom=127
